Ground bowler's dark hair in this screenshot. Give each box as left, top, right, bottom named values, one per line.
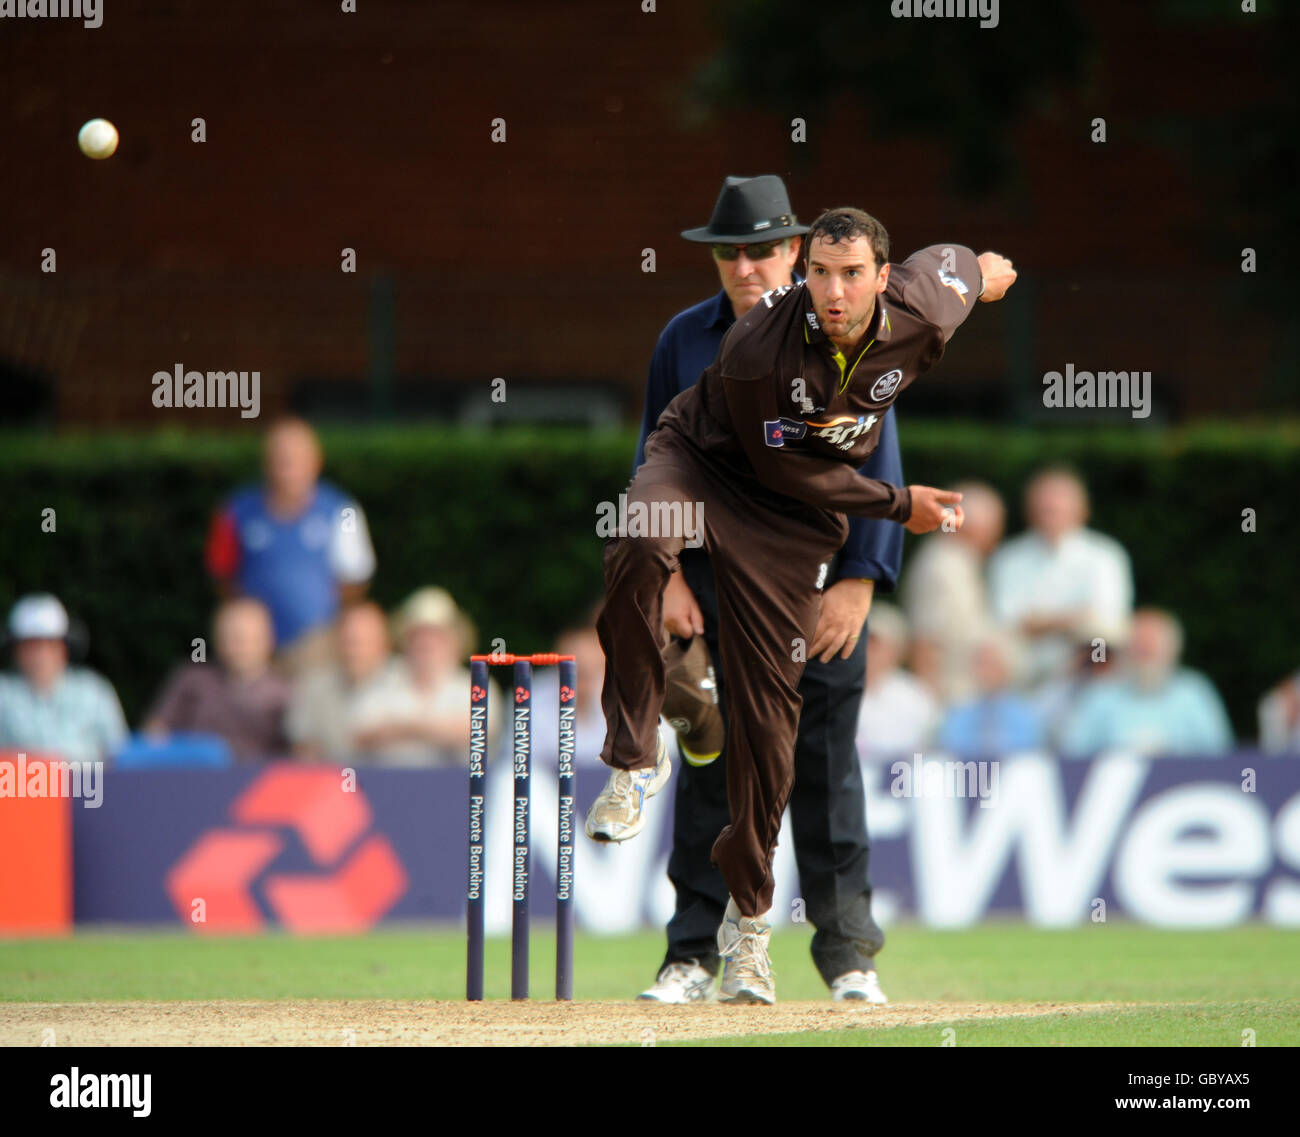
left=805, top=208, right=890, bottom=272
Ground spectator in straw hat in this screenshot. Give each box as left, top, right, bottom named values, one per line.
left=349, top=587, right=501, bottom=766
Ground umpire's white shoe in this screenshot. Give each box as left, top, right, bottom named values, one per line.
left=637, top=960, right=717, bottom=1004
left=585, top=734, right=671, bottom=843
left=716, top=898, right=775, bottom=1005
left=830, top=969, right=888, bottom=1005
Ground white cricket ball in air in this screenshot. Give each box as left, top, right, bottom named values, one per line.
left=78, top=118, right=119, bottom=160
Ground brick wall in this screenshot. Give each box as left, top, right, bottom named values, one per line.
left=0, top=0, right=1282, bottom=425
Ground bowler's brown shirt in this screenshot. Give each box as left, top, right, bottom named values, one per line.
left=656, top=244, right=983, bottom=524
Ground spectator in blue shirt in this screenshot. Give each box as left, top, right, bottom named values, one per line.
left=0, top=594, right=127, bottom=764
left=937, top=632, right=1046, bottom=757
left=1061, top=607, right=1233, bottom=757
left=205, top=417, right=377, bottom=673
left=635, top=175, right=901, bottom=1008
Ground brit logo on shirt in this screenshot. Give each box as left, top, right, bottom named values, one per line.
left=764, top=418, right=808, bottom=447
left=808, top=413, right=879, bottom=450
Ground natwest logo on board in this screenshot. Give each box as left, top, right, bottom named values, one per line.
left=860, top=754, right=1300, bottom=928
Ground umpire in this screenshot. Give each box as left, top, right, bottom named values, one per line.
left=636, top=175, right=900, bottom=1004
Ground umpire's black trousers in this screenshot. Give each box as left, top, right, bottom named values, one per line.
left=662, top=546, right=886, bottom=986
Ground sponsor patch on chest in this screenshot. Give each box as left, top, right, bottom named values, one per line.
left=869, top=369, right=903, bottom=402
left=807, top=413, right=879, bottom=450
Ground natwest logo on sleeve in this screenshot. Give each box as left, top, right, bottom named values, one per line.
left=763, top=418, right=809, bottom=447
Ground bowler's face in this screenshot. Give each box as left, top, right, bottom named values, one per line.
left=806, top=235, right=889, bottom=349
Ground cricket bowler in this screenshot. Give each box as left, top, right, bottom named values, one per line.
left=634, top=175, right=904, bottom=1006
left=587, top=204, right=1017, bottom=1002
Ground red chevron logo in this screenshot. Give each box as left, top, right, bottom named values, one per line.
left=165, top=768, right=407, bottom=934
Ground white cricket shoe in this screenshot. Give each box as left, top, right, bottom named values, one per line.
left=637, top=960, right=717, bottom=1004
left=830, top=969, right=888, bottom=1005
left=716, top=898, right=775, bottom=1005
left=585, top=734, right=671, bottom=842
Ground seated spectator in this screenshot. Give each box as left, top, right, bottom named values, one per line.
left=1259, top=671, right=1300, bottom=754
left=854, top=603, right=940, bottom=759
left=1031, top=627, right=1124, bottom=751
left=143, top=598, right=290, bottom=762
left=205, top=417, right=377, bottom=675
left=349, top=587, right=500, bottom=767
left=988, top=467, right=1133, bottom=685
left=286, top=602, right=395, bottom=763
left=1060, top=607, right=1233, bottom=757
left=902, top=480, right=1005, bottom=702
left=937, top=632, right=1046, bottom=757
left=0, top=594, right=127, bottom=764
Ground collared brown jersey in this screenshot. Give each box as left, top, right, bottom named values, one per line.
left=655, top=243, right=983, bottom=525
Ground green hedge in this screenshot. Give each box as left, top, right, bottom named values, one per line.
left=1, top=422, right=1295, bottom=737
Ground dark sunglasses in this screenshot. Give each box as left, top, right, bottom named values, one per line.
left=711, top=240, right=785, bottom=262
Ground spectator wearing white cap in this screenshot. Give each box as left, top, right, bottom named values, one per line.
left=0, top=594, right=128, bottom=764
left=348, top=587, right=501, bottom=766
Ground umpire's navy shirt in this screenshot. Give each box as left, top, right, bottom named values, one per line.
left=634, top=286, right=905, bottom=590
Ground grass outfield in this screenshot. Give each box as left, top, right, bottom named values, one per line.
left=2, top=923, right=1297, bottom=1045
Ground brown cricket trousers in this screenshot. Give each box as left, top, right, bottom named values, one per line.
left=597, top=427, right=846, bottom=916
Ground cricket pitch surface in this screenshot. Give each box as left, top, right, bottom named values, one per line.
left=0, top=999, right=1123, bottom=1046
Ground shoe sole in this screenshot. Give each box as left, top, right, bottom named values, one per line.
left=584, top=744, right=672, bottom=843
left=718, top=990, right=774, bottom=1005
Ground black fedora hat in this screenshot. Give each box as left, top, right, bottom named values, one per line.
left=681, top=175, right=809, bottom=243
